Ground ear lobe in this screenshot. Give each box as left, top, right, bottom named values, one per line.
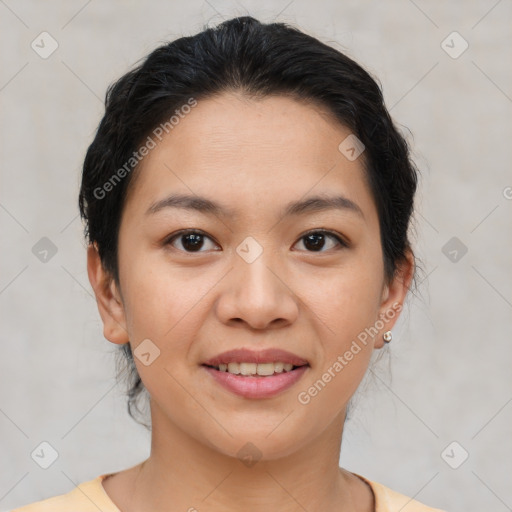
left=375, top=250, right=415, bottom=348
left=87, top=243, right=129, bottom=345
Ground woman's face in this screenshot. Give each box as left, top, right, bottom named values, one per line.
left=89, top=91, right=412, bottom=460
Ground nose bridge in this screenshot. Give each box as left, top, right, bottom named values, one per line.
left=216, top=236, right=298, bottom=328
left=234, top=241, right=281, bottom=304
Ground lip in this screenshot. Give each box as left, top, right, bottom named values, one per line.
left=202, top=348, right=309, bottom=366
left=202, top=365, right=309, bottom=399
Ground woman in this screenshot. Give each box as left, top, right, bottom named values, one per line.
left=13, top=15, right=446, bottom=512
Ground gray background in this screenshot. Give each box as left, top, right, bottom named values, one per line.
left=1, top=1, right=511, bottom=511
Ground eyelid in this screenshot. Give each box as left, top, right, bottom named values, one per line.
left=295, top=228, right=349, bottom=249
left=164, top=229, right=220, bottom=251
left=164, top=228, right=349, bottom=253
left=165, top=228, right=213, bottom=241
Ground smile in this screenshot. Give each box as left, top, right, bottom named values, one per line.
left=201, top=364, right=309, bottom=399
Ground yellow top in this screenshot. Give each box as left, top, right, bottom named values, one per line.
left=10, top=472, right=446, bottom=511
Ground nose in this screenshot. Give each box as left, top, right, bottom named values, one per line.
left=215, top=251, right=299, bottom=330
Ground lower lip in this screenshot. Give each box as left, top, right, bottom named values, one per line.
left=202, top=365, right=309, bottom=399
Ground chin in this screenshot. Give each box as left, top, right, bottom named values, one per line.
left=205, top=427, right=310, bottom=463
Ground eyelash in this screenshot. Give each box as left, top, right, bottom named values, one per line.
left=164, top=228, right=349, bottom=253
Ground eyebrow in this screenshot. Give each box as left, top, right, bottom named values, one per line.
left=145, top=193, right=364, bottom=220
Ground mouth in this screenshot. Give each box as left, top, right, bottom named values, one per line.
left=200, top=363, right=310, bottom=399
left=200, top=348, right=310, bottom=398
left=201, top=347, right=309, bottom=369
left=201, top=362, right=309, bottom=377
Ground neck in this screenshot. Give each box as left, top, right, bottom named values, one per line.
left=123, top=401, right=357, bottom=512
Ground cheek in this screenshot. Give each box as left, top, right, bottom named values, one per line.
left=120, top=252, right=216, bottom=343
left=294, top=270, right=379, bottom=417
left=295, top=253, right=384, bottom=397
left=303, top=261, right=383, bottom=334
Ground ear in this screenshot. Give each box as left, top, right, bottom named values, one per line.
left=374, top=249, right=415, bottom=349
left=87, top=243, right=129, bottom=345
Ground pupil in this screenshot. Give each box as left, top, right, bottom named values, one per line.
left=183, top=233, right=203, bottom=251
left=304, top=233, right=325, bottom=251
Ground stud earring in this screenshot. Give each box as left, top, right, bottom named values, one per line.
left=383, top=331, right=392, bottom=343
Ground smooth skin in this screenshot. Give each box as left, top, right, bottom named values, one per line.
left=87, top=91, right=414, bottom=512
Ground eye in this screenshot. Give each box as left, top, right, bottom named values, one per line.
left=165, top=229, right=219, bottom=253
left=164, top=228, right=348, bottom=254
left=293, top=229, right=348, bottom=252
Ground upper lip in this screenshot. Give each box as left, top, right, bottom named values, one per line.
left=202, top=348, right=309, bottom=367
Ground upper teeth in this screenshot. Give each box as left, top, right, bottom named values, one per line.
left=216, top=362, right=295, bottom=375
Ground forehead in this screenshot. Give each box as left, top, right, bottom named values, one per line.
left=122, top=92, right=376, bottom=224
